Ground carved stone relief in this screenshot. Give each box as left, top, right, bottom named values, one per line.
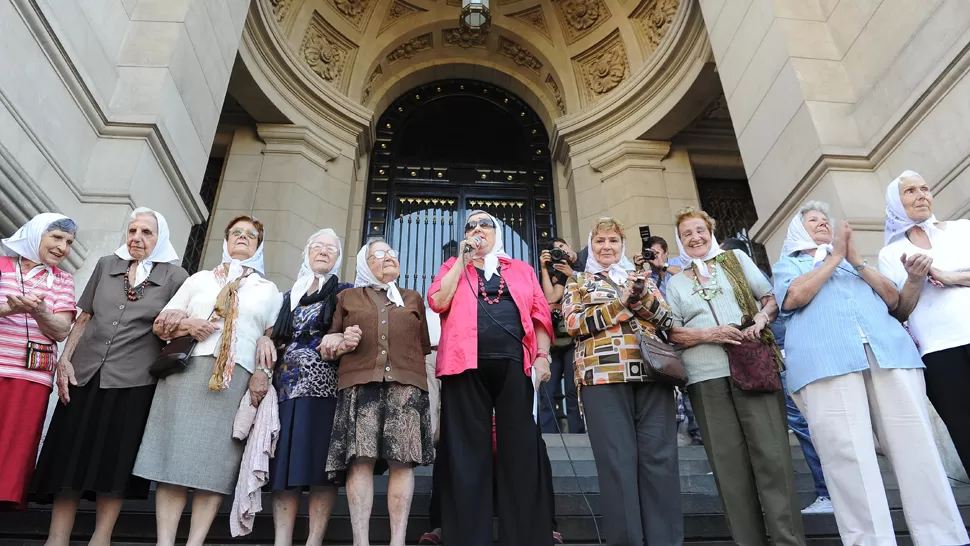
left=387, top=33, right=434, bottom=64
left=572, top=31, right=628, bottom=105
left=631, top=0, right=679, bottom=56
left=329, top=0, right=377, bottom=31
left=268, top=0, right=289, bottom=22
left=300, top=12, right=358, bottom=92
left=442, top=27, right=488, bottom=48
left=545, top=74, right=566, bottom=115
left=498, top=37, right=543, bottom=75
left=552, top=0, right=611, bottom=45
left=506, top=5, right=551, bottom=43
left=701, top=94, right=730, bottom=121
left=362, top=65, right=384, bottom=102
left=379, top=0, right=428, bottom=35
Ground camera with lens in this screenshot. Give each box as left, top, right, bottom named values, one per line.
left=549, top=247, right=567, bottom=263
left=640, top=226, right=656, bottom=261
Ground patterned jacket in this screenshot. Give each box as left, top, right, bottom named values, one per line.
left=563, top=272, right=673, bottom=387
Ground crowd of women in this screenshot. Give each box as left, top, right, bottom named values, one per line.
left=0, top=168, right=967, bottom=546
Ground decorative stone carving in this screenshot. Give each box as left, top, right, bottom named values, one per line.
left=572, top=31, right=628, bottom=105
left=631, top=0, right=679, bottom=56
left=329, top=0, right=377, bottom=30
left=498, top=37, right=542, bottom=75
left=443, top=28, right=488, bottom=49
left=701, top=94, right=730, bottom=121
left=267, top=0, right=289, bottom=22
left=545, top=74, right=566, bottom=115
left=362, top=65, right=383, bottom=102
left=300, top=12, right=358, bottom=92
left=506, top=5, right=551, bottom=43
left=552, top=0, right=610, bottom=45
left=387, top=33, right=434, bottom=64
left=379, top=0, right=427, bottom=35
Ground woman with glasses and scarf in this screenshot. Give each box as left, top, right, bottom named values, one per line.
left=268, top=228, right=352, bottom=546
left=0, top=214, right=78, bottom=511
left=133, top=214, right=283, bottom=546
left=31, top=208, right=187, bottom=545
left=320, top=237, right=434, bottom=546
left=428, top=210, right=554, bottom=546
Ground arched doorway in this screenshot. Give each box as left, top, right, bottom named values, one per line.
left=362, top=79, right=557, bottom=298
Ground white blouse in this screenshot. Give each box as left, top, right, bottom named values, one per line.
left=878, top=219, right=970, bottom=357
left=163, top=270, right=283, bottom=373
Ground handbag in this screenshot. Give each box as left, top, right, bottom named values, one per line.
left=705, top=300, right=780, bottom=393
left=149, top=309, right=216, bottom=379
left=11, top=263, right=56, bottom=373
left=599, top=274, right=686, bottom=387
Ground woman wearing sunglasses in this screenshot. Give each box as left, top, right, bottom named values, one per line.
left=320, top=238, right=434, bottom=546
left=428, top=210, right=555, bottom=546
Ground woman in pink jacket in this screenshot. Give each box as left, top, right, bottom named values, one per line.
left=428, top=210, right=554, bottom=546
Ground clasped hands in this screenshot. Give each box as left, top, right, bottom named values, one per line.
left=6, top=293, right=48, bottom=315
left=318, top=325, right=363, bottom=360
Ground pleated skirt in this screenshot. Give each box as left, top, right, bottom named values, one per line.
left=0, top=377, right=50, bottom=510
left=31, top=369, right=155, bottom=503
left=132, top=356, right=250, bottom=495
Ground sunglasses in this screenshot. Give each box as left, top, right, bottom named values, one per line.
left=369, top=249, right=399, bottom=260
left=229, top=228, right=259, bottom=240
left=309, top=243, right=340, bottom=254
left=464, top=218, right=496, bottom=232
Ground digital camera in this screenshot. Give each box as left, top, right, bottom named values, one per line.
left=549, top=247, right=567, bottom=263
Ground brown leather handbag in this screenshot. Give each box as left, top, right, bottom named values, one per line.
left=706, top=301, right=781, bottom=393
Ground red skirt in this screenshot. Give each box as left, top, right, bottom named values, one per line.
left=0, top=377, right=51, bottom=509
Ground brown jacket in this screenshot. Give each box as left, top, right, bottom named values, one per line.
left=329, top=286, right=431, bottom=391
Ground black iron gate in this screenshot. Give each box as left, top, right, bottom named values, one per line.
left=697, top=178, right=770, bottom=273
left=364, top=80, right=557, bottom=298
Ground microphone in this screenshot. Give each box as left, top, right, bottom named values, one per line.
left=463, top=235, right=482, bottom=255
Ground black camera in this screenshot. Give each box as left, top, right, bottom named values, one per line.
left=549, top=247, right=567, bottom=263
left=639, top=226, right=656, bottom=261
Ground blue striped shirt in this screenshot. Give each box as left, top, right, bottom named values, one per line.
left=772, top=254, right=923, bottom=393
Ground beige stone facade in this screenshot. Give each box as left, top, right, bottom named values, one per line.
left=2, top=0, right=969, bottom=470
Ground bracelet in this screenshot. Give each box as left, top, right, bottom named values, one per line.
left=255, top=366, right=273, bottom=379
left=755, top=311, right=769, bottom=322
left=536, top=351, right=550, bottom=360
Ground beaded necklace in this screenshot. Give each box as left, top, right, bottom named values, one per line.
left=124, top=269, right=148, bottom=301
left=690, top=261, right=723, bottom=301
left=478, top=274, right=507, bottom=304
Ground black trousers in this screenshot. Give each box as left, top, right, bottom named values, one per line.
left=440, top=358, right=554, bottom=546
left=923, top=343, right=970, bottom=470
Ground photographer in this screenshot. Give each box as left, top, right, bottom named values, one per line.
left=538, top=238, right=584, bottom=434
left=633, top=235, right=681, bottom=298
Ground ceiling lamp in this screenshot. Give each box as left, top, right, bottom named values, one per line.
left=460, top=0, right=491, bottom=34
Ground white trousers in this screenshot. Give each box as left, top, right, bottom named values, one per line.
left=792, top=345, right=968, bottom=546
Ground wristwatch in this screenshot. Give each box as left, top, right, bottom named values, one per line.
left=255, top=366, right=273, bottom=379
left=853, top=260, right=868, bottom=272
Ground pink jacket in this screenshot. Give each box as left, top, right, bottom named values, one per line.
left=428, top=257, right=553, bottom=377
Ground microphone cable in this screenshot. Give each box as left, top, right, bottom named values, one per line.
left=459, top=257, right=604, bottom=545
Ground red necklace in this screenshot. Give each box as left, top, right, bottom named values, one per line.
left=479, top=275, right=506, bottom=304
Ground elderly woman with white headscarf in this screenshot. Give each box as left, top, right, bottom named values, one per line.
left=664, top=206, right=804, bottom=546
left=267, top=228, right=351, bottom=546
left=428, top=210, right=554, bottom=546
left=29, top=208, right=187, bottom=545
left=132, top=214, right=283, bottom=546
left=877, top=170, right=970, bottom=471
left=318, top=237, right=432, bottom=546
left=773, top=200, right=967, bottom=545
left=561, top=216, right=681, bottom=546
left=0, top=213, right=78, bottom=511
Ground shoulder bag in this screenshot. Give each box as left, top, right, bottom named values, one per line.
left=599, top=274, right=686, bottom=387
left=704, top=299, right=780, bottom=393
left=149, top=309, right=216, bottom=379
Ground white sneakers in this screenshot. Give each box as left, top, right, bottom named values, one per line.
left=801, top=496, right=834, bottom=514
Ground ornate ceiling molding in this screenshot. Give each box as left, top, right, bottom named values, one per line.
left=505, top=5, right=552, bottom=44
left=379, top=0, right=429, bottom=35
left=387, top=33, right=435, bottom=64
left=328, top=0, right=380, bottom=31
left=589, top=139, right=670, bottom=178
left=442, top=27, right=489, bottom=48
left=362, top=65, right=384, bottom=102
left=630, top=0, right=679, bottom=57
left=552, top=0, right=611, bottom=46
left=572, top=30, right=628, bottom=106
left=300, top=12, right=358, bottom=92
left=498, top=37, right=543, bottom=74
left=545, top=74, right=566, bottom=115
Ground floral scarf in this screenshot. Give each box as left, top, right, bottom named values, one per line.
left=209, top=264, right=252, bottom=391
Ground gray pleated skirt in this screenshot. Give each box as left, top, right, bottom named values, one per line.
left=133, top=356, right=251, bottom=495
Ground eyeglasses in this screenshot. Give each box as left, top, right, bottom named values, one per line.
left=369, top=249, right=399, bottom=260
left=464, top=218, right=496, bottom=232
left=309, top=243, right=340, bottom=254
left=229, top=228, right=259, bottom=240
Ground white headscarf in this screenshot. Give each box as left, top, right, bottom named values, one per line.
left=780, top=207, right=835, bottom=266
left=2, top=212, right=73, bottom=288
left=675, top=229, right=724, bottom=279
left=290, top=228, right=343, bottom=311
left=354, top=240, right=404, bottom=307
left=884, top=170, right=941, bottom=245
left=584, top=224, right=636, bottom=284
left=466, top=210, right=512, bottom=281
left=221, top=240, right=266, bottom=281
left=114, top=207, right=180, bottom=286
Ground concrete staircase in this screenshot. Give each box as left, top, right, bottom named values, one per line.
left=1, top=433, right=968, bottom=545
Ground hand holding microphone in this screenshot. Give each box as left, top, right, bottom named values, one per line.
left=461, top=235, right=483, bottom=263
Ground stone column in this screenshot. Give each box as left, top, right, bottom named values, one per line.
left=570, top=139, right=700, bottom=260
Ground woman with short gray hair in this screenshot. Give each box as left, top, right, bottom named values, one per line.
left=773, top=200, right=967, bottom=545
left=31, top=208, right=188, bottom=546
left=0, top=213, right=78, bottom=510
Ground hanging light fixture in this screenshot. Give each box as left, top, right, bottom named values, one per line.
left=460, top=0, right=491, bottom=34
